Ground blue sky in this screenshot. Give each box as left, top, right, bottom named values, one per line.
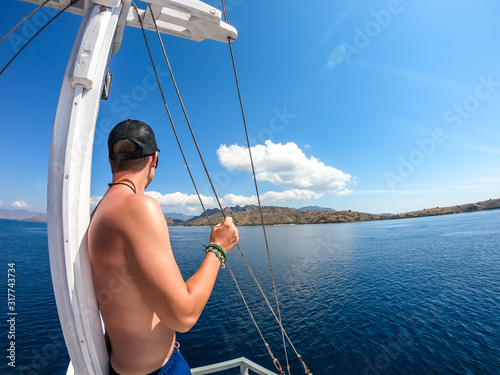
left=1, top=0, right=499, bottom=216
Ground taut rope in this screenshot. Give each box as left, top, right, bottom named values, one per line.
left=0, top=0, right=51, bottom=45
left=132, top=2, right=213, bottom=227
left=0, top=0, right=79, bottom=76
left=135, top=2, right=313, bottom=373
left=221, top=1, right=291, bottom=373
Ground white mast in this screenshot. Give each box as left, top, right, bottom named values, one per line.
left=19, top=0, right=236, bottom=373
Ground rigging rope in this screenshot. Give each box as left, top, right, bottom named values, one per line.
left=137, top=4, right=285, bottom=373
left=142, top=6, right=287, bottom=373
left=221, top=2, right=313, bottom=374
left=147, top=6, right=225, bottom=215
left=133, top=5, right=285, bottom=372
left=136, top=3, right=312, bottom=374
left=0, top=0, right=78, bottom=77
left=226, top=264, right=284, bottom=375
left=132, top=2, right=213, bottom=227
left=220, top=1, right=291, bottom=373
left=0, top=0, right=51, bottom=45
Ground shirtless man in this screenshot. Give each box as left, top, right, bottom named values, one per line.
left=88, top=119, right=239, bottom=375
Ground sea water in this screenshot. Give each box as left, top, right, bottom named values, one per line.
left=0, top=210, right=499, bottom=374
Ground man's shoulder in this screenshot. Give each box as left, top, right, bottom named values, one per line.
left=97, top=193, right=163, bottom=227
left=124, top=194, right=163, bottom=219
left=112, top=194, right=169, bottom=253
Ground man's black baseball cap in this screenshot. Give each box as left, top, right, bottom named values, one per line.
left=108, top=119, right=160, bottom=160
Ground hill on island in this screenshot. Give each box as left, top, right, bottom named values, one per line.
left=0, top=209, right=46, bottom=221
left=298, top=205, right=337, bottom=212
left=2, top=198, right=499, bottom=225
left=169, top=198, right=500, bottom=226
left=391, top=198, right=500, bottom=219
left=180, top=205, right=382, bottom=226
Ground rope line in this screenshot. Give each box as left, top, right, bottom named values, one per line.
left=222, top=3, right=312, bottom=373
left=144, top=6, right=287, bottom=372
left=220, top=1, right=291, bottom=373
left=147, top=9, right=224, bottom=213
left=226, top=264, right=285, bottom=375
left=0, top=0, right=78, bottom=77
left=138, top=3, right=312, bottom=374
left=0, top=0, right=51, bottom=45
left=132, top=2, right=213, bottom=227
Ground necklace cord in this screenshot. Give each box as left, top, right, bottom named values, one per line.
left=108, top=182, right=137, bottom=194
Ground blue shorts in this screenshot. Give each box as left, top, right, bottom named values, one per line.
left=109, top=347, right=191, bottom=375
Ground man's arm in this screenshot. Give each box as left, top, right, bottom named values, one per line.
left=122, top=195, right=238, bottom=332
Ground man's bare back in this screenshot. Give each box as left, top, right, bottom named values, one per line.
left=88, top=120, right=238, bottom=375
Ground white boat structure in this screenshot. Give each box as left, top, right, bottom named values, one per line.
left=190, top=357, right=277, bottom=375
left=16, top=0, right=275, bottom=373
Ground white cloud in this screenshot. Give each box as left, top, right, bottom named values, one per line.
left=222, top=194, right=257, bottom=206
left=354, top=60, right=465, bottom=91
left=260, top=189, right=320, bottom=203
left=357, top=184, right=491, bottom=196
left=90, top=192, right=218, bottom=214
left=146, top=191, right=218, bottom=213
left=0, top=201, right=2, bottom=206
left=90, top=196, right=103, bottom=212
left=88, top=142, right=354, bottom=214
left=336, top=189, right=354, bottom=196
left=458, top=144, right=500, bottom=154
left=12, top=201, right=29, bottom=209
left=143, top=189, right=322, bottom=214
left=474, top=176, right=500, bottom=184
left=325, top=44, right=347, bottom=69
left=224, top=189, right=319, bottom=206
left=217, top=141, right=352, bottom=194
left=90, top=192, right=218, bottom=215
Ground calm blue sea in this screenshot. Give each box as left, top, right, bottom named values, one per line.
left=1, top=210, right=499, bottom=374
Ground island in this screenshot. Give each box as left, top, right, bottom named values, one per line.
left=167, top=198, right=500, bottom=226
left=2, top=198, right=499, bottom=225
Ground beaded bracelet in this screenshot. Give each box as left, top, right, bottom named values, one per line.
left=207, top=244, right=227, bottom=262
left=203, top=244, right=227, bottom=268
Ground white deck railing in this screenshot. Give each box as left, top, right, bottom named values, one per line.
left=191, top=357, right=277, bottom=375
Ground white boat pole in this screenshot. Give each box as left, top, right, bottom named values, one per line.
left=47, top=0, right=122, bottom=373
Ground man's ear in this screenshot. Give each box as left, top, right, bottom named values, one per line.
left=152, top=152, right=159, bottom=168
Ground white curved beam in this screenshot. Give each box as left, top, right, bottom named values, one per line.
left=47, top=3, right=122, bottom=374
